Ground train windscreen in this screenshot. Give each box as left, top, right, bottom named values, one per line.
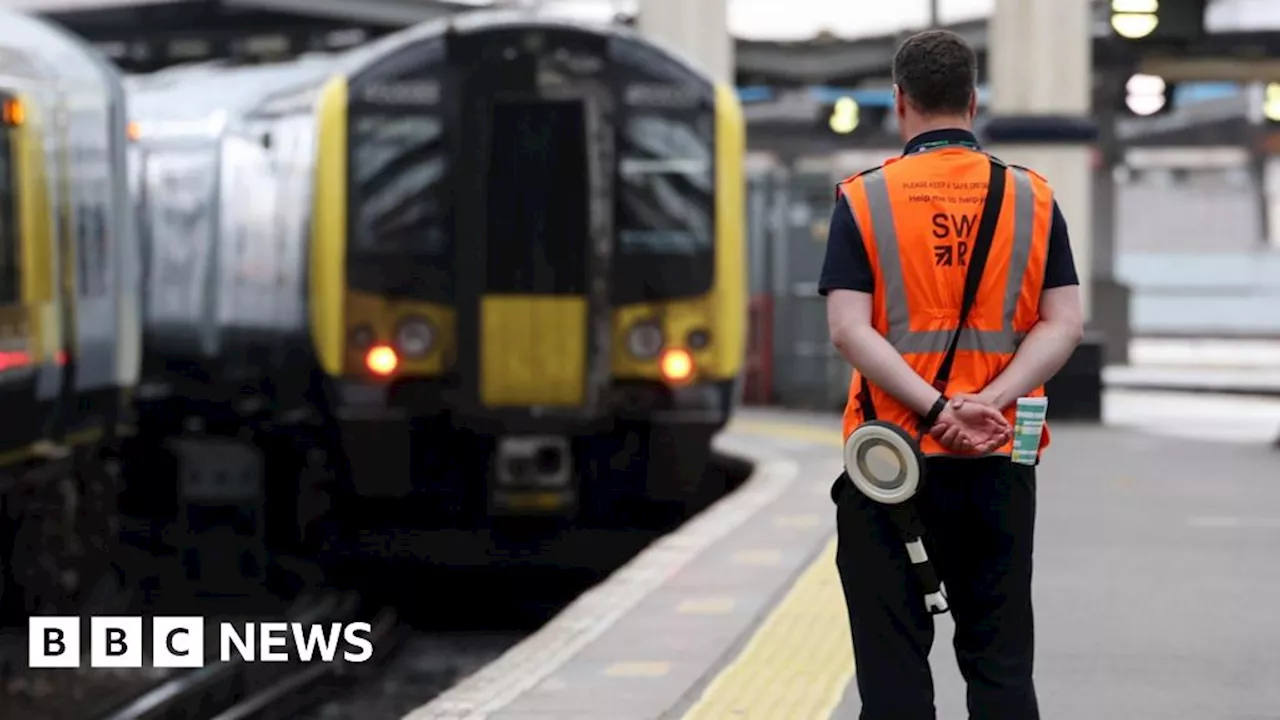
left=484, top=100, right=589, bottom=295
left=613, top=107, right=716, bottom=304
left=347, top=108, right=452, bottom=303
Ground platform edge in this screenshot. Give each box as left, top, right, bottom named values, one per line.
left=401, top=431, right=802, bottom=720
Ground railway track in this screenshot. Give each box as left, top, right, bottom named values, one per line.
left=278, top=631, right=521, bottom=720
left=196, top=604, right=401, bottom=720
left=0, top=591, right=364, bottom=720
left=3, top=454, right=750, bottom=720
left=100, top=592, right=367, bottom=720
left=284, top=454, right=753, bottom=719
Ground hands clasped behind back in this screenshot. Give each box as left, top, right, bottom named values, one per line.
left=929, top=395, right=1011, bottom=455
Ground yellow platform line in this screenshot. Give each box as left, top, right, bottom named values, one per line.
left=727, top=418, right=843, bottom=449
left=681, top=537, right=853, bottom=720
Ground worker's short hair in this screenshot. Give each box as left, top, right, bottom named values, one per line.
left=891, top=30, right=978, bottom=116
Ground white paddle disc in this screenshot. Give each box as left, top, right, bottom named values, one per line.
left=843, top=421, right=924, bottom=505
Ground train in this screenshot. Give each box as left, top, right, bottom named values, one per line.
left=0, top=7, right=139, bottom=618
left=118, top=9, right=748, bottom=573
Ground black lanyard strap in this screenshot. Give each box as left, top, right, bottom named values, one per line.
left=929, top=155, right=1007, bottom=395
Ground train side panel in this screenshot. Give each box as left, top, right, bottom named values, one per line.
left=24, top=17, right=134, bottom=431
left=0, top=8, right=137, bottom=450
left=260, top=112, right=319, bottom=371
left=0, top=6, right=138, bottom=619
left=127, top=61, right=335, bottom=408
left=136, top=140, right=222, bottom=362
left=215, top=112, right=318, bottom=396
left=78, top=36, right=141, bottom=403
left=217, top=130, right=280, bottom=371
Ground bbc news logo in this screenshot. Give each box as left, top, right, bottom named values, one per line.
left=28, top=617, right=374, bottom=668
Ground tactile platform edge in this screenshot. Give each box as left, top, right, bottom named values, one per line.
left=403, top=432, right=801, bottom=720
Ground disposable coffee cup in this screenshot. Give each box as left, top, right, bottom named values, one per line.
left=1011, top=397, right=1047, bottom=466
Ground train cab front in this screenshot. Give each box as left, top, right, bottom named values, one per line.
left=322, top=16, right=744, bottom=520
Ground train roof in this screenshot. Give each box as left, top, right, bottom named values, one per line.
left=336, top=8, right=711, bottom=81
left=126, top=55, right=337, bottom=136
left=0, top=7, right=125, bottom=88
left=246, top=8, right=717, bottom=118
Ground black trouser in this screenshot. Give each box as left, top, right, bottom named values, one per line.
left=832, top=456, right=1039, bottom=720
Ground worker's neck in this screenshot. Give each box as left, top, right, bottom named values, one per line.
left=903, top=115, right=974, bottom=142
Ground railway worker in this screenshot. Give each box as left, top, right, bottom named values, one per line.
left=818, top=29, right=1084, bottom=720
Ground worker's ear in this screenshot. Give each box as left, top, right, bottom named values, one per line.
left=893, top=84, right=906, bottom=120
left=967, top=89, right=978, bottom=121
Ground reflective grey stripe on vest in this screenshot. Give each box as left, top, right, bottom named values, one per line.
left=855, top=165, right=1038, bottom=355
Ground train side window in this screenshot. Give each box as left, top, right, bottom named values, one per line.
left=0, top=121, right=18, bottom=304
left=92, top=195, right=109, bottom=297
left=76, top=201, right=108, bottom=297
left=74, top=135, right=110, bottom=298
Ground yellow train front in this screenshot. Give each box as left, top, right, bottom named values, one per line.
left=313, top=12, right=746, bottom=522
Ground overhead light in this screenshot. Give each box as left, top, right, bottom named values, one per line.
left=1112, top=13, right=1159, bottom=38
left=1125, top=73, right=1167, bottom=116
left=1265, top=83, right=1280, bottom=123
left=829, top=97, right=859, bottom=134
left=1112, top=0, right=1158, bottom=12
left=1111, top=0, right=1160, bottom=39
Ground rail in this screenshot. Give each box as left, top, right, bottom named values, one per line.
left=97, top=592, right=372, bottom=720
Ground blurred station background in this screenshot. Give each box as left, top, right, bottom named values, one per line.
left=0, top=0, right=1275, bottom=718
left=19, top=1, right=1280, bottom=415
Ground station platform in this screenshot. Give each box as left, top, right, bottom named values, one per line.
left=408, top=407, right=1280, bottom=720
left=1105, top=337, right=1280, bottom=396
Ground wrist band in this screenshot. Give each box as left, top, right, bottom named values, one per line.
left=921, top=394, right=948, bottom=429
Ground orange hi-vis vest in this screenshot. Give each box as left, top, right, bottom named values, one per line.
left=836, top=145, right=1054, bottom=458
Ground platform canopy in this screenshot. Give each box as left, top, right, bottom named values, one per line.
left=10, top=0, right=469, bottom=71
left=1, top=0, right=1010, bottom=80
left=14, top=0, right=1280, bottom=81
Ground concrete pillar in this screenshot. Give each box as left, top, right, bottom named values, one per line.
left=636, top=0, right=732, bottom=84
left=986, top=0, right=1104, bottom=419
left=988, top=0, right=1093, bottom=316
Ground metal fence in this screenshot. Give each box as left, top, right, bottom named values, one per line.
left=745, top=154, right=855, bottom=409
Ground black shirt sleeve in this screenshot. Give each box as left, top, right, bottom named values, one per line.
left=1043, top=200, right=1080, bottom=289
left=818, top=194, right=875, bottom=295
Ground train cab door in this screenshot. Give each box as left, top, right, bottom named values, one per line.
left=0, top=90, right=58, bottom=457
left=451, top=45, right=614, bottom=420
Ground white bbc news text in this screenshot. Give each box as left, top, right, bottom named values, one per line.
left=28, top=616, right=373, bottom=668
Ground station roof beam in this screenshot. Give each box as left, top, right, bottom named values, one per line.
left=21, top=0, right=1280, bottom=83
left=10, top=0, right=467, bottom=71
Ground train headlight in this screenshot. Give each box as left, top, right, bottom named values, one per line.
left=366, top=345, right=399, bottom=376
left=395, top=317, right=435, bottom=358
left=660, top=348, right=695, bottom=386
left=627, top=321, right=664, bottom=359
